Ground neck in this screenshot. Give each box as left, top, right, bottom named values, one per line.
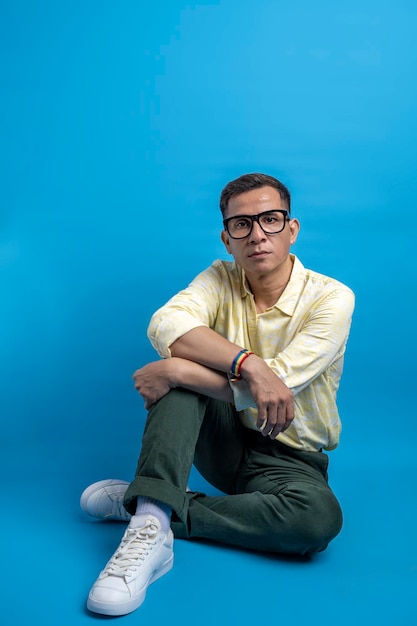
left=247, top=256, right=294, bottom=313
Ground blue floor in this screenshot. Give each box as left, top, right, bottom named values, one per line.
left=3, top=383, right=416, bottom=625
left=2, top=1, right=417, bottom=624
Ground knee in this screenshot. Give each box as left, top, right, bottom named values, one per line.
left=272, top=484, right=343, bottom=556
left=299, top=490, right=343, bottom=555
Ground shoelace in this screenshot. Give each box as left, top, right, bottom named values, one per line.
left=108, top=495, right=130, bottom=521
left=103, top=520, right=160, bottom=577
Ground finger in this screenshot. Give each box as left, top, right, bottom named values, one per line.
left=268, top=412, right=287, bottom=438
left=268, top=421, right=284, bottom=439
left=261, top=405, right=281, bottom=437
left=280, top=416, right=294, bottom=433
left=259, top=413, right=273, bottom=436
left=281, top=402, right=294, bottom=432
left=256, top=403, right=267, bottom=430
left=259, top=405, right=278, bottom=437
left=270, top=402, right=294, bottom=436
left=267, top=399, right=291, bottom=437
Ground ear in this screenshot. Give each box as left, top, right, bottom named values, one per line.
left=289, top=218, right=300, bottom=245
left=221, top=229, right=232, bottom=254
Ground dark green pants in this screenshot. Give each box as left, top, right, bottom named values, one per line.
left=124, top=388, right=343, bottom=556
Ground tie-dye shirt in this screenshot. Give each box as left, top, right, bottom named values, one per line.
left=148, top=255, right=355, bottom=452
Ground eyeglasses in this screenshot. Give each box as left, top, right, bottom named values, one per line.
left=223, top=209, right=290, bottom=239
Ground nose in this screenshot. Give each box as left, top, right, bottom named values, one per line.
left=249, top=218, right=266, bottom=243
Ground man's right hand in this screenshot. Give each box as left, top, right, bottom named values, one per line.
left=133, top=357, right=234, bottom=409
left=240, top=354, right=294, bottom=439
left=133, top=360, right=175, bottom=409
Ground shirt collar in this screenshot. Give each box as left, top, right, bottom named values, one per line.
left=275, top=255, right=305, bottom=315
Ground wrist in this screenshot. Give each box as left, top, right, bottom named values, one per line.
left=165, top=357, right=180, bottom=388
left=229, top=349, right=255, bottom=381
left=239, top=352, right=261, bottom=380
left=169, top=356, right=198, bottom=388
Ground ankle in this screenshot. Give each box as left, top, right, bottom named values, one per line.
left=133, top=497, right=172, bottom=533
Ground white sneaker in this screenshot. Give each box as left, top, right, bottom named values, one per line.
left=80, top=479, right=131, bottom=521
left=87, top=515, right=174, bottom=615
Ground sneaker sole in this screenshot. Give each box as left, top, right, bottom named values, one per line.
left=87, top=553, right=174, bottom=616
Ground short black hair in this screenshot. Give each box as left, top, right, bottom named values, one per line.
left=219, top=173, right=291, bottom=216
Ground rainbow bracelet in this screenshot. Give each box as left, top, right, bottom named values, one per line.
left=229, top=349, right=254, bottom=381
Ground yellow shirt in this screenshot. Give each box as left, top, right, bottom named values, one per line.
left=148, top=255, right=355, bottom=452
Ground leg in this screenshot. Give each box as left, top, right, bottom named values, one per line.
left=173, top=483, right=341, bottom=556
left=80, top=392, right=244, bottom=523
left=173, top=432, right=342, bottom=556
left=123, top=388, right=245, bottom=521
left=88, top=388, right=215, bottom=617
left=193, top=395, right=249, bottom=494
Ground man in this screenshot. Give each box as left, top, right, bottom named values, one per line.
left=80, top=172, right=355, bottom=616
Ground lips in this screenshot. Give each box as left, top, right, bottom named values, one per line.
left=248, top=250, right=270, bottom=258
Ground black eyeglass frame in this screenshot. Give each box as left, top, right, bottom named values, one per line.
left=223, top=209, right=290, bottom=239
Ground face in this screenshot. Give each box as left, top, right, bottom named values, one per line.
left=221, top=186, right=300, bottom=280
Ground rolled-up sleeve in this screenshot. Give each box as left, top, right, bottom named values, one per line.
left=147, top=263, right=224, bottom=358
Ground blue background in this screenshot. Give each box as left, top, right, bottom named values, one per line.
left=1, top=1, right=416, bottom=624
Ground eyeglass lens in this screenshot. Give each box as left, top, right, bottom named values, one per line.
left=226, top=211, right=287, bottom=239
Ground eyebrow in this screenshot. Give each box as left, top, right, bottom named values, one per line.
left=224, top=209, right=289, bottom=220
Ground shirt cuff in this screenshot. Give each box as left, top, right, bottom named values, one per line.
left=229, top=379, right=257, bottom=411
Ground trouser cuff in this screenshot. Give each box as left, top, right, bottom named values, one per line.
left=124, top=476, right=188, bottom=522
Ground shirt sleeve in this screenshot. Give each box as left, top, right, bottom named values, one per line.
left=266, top=286, right=355, bottom=394
left=147, top=263, right=224, bottom=358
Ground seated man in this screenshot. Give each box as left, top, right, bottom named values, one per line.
left=80, top=172, right=355, bottom=616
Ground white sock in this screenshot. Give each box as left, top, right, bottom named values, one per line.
left=130, top=496, right=172, bottom=533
